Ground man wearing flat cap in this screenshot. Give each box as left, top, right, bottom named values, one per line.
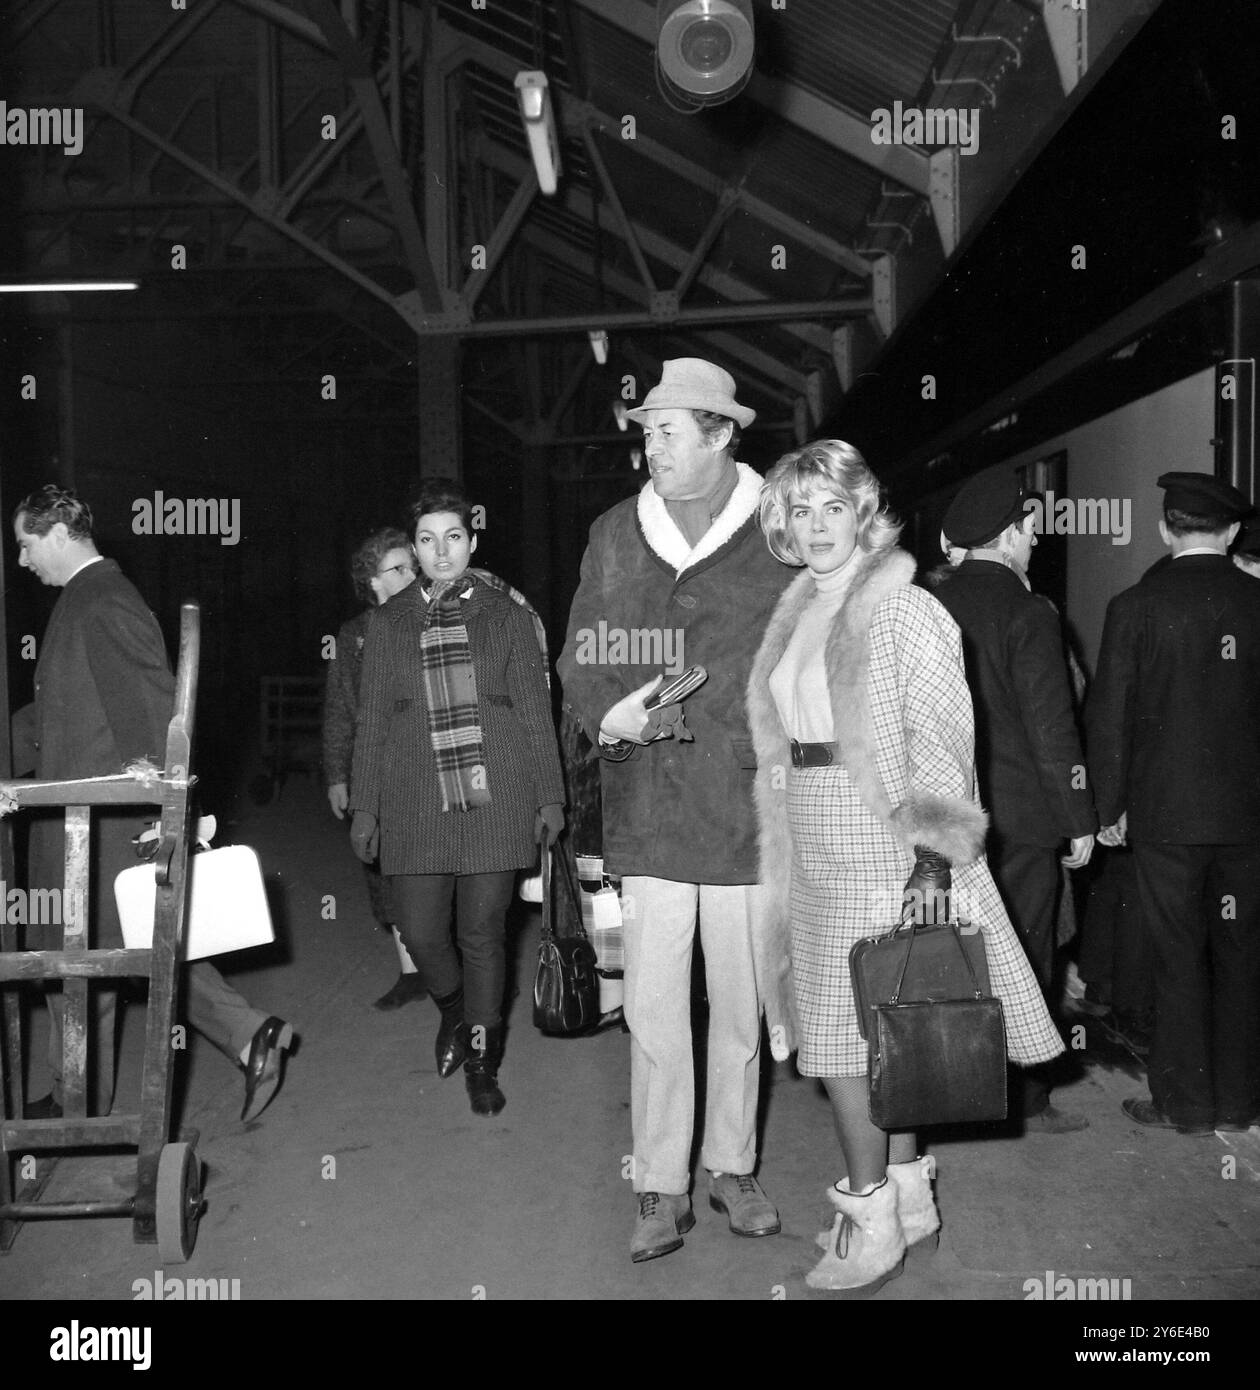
left=558, top=358, right=791, bottom=1262
left=934, top=464, right=1097, bottom=1132
left=1087, top=471, right=1260, bottom=1135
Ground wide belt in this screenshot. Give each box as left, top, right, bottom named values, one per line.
left=789, top=739, right=841, bottom=769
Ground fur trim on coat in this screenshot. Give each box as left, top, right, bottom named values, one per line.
left=747, top=545, right=986, bottom=1061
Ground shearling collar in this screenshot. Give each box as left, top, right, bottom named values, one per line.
left=636, top=460, right=764, bottom=577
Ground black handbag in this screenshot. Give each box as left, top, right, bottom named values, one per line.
left=533, top=844, right=601, bottom=1036
left=850, top=914, right=1008, bottom=1129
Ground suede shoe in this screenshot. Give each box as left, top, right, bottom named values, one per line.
left=1122, top=1096, right=1214, bottom=1136
left=1023, top=1104, right=1090, bottom=1134
left=630, top=1192, right=695, bottom=1264
left=1215, top=1114, right=1259, bottom=1133
left=707, top=1171, right=781, bottom=1237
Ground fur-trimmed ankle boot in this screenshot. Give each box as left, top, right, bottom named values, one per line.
left=806, top=1178, right=906, bottom=1294
left=887, top=1157, right=940, bottom=1252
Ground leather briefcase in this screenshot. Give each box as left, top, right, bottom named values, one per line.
left=852, top=915, right=1007, bottom=1129
left=849, top=918, right=991, bottom=1041
left=533, top=845, right=601, bottom=1036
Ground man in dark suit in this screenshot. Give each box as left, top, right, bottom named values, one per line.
left=934, top=465, right=1097, bottom=1132
left=1087, top=472, right=1260, bottom=1136
left=9, top=485, right=293, bottom=1122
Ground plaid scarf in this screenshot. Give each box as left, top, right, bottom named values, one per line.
left=467, top=568, right=550, bottom=686
left=420, top=577, right=490, bottom=812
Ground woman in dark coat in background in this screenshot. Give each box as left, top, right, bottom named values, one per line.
left=322, top=526, right=425, bottom=1011
left=349, top=479, right=565, bottom=1115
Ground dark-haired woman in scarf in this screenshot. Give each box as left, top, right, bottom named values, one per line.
left=349, top=479, right=565, bottom=1116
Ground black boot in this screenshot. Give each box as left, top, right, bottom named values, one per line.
left=433, top=988, right=469, bottom=1078
left=373, top=973, right=428, bottom=1012
left=464, top=1025, right=505, bottom=1116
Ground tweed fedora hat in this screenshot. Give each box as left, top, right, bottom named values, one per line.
left=626, top=357, right=756, bottom=429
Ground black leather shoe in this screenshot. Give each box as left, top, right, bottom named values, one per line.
left=373, top=973, right=428, bottom=1012
left=432, top=989, right=469, bottom=1078
left=1122, top=1096, right=1213, bottom=1136
left=464, top=1025, right=505, bottom=1116
left=241, top=1017, right=294, bottom=1121
left=24, top=1093, right=62, bottom=1120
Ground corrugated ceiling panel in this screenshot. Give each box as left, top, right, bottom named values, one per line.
left=760, top=0, right=961, bottom=116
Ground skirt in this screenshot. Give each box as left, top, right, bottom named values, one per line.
left=786, top=765, right=1066, bottom=1076
left=788, top=764, right=913, bottom=1076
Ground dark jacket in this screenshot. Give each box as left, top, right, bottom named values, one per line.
left=1085, top=552, right=1260, bottom=844
left=349, top=574, right=564, bottom=875
left=322, top=608, right=370, bottom=786
left=17, top=558, right=175, bottom=948
left=557, top=463, right=792, bottom=883
left=933, top=558, right=1096, bottom=847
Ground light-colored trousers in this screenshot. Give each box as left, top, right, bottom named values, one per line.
left=621, top=877, right=764, bottom=1194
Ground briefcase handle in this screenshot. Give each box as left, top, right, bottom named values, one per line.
left=887, top=901, right=985, bottom=1007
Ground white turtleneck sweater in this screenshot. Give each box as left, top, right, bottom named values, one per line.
left=768, top=557, right=862, bottom=741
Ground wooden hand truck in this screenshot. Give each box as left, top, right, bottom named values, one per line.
left=0, top=601, right=203, bottom=1263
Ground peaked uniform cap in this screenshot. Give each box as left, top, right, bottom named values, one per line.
left=1157, top=470, right=1253, bottom=521
left=942, top=465, right=1036, bottom=549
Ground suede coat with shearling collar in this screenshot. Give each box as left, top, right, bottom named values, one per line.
left=557, top=461, right=792, bottom=883
left=745, top=544, right=1064, bottom=1068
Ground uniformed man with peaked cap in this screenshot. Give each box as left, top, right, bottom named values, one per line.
left=936, top=464, right=1097, bottom=1132
left=1086, top=470, right=1260, bottom=1134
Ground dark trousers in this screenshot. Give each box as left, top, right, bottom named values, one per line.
left=1077, top=849, right=1155, bottom=1024
left=391, top=871, right=516, bottom=1030
left=1133, top=841, right=1260, bottom=1126
left=991, top=840, right=1062, bottom=1116
left=363, top=860, right=395, bottom=928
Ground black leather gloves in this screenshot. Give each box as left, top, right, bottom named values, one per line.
left=901, top=844, right=952, bottom=925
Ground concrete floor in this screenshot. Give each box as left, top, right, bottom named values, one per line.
left=2, top=776, right=1258, bottom=1302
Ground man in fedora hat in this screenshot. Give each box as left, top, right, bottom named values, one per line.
left=559, top=358, right=792, bottom=1262
left=934, top=464, right=1097, bottom=1133
left=1087, top=471, right=1260, bottom=1136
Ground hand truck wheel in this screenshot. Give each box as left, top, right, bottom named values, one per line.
left=156, top=1141, right=203, bottom=1264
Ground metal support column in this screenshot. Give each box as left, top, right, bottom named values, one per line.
left=417, top=340, right=462, bottom=479
left=1216, top=277, right=1260, bottom=502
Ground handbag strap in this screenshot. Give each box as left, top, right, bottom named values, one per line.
left=540, top=846, right=554, bottom=944
left=540, top=842, right=588, bottom=946
left=888, top=899, right=984, bottom=1004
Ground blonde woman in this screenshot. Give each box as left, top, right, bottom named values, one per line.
left=747, top=441, right=1061, bottom=1294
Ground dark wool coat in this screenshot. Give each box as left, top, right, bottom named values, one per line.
left=557, top=462, right=793, bottom=884
left=1085, top=553, right=1260, bottom=844
left=350, top=575, right=564, bottom=875
left=322, top=608, right=370, bottom=786
left=17, top=559, right=175, bottom=949
left=932, top=559, right=1097, bottom=847
left=746, top=546, right=1064, bottom=1067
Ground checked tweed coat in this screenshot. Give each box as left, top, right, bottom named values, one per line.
left=746, top=545, right=1063, bottom=1075
left=350, top=576, right=564, bottom=876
